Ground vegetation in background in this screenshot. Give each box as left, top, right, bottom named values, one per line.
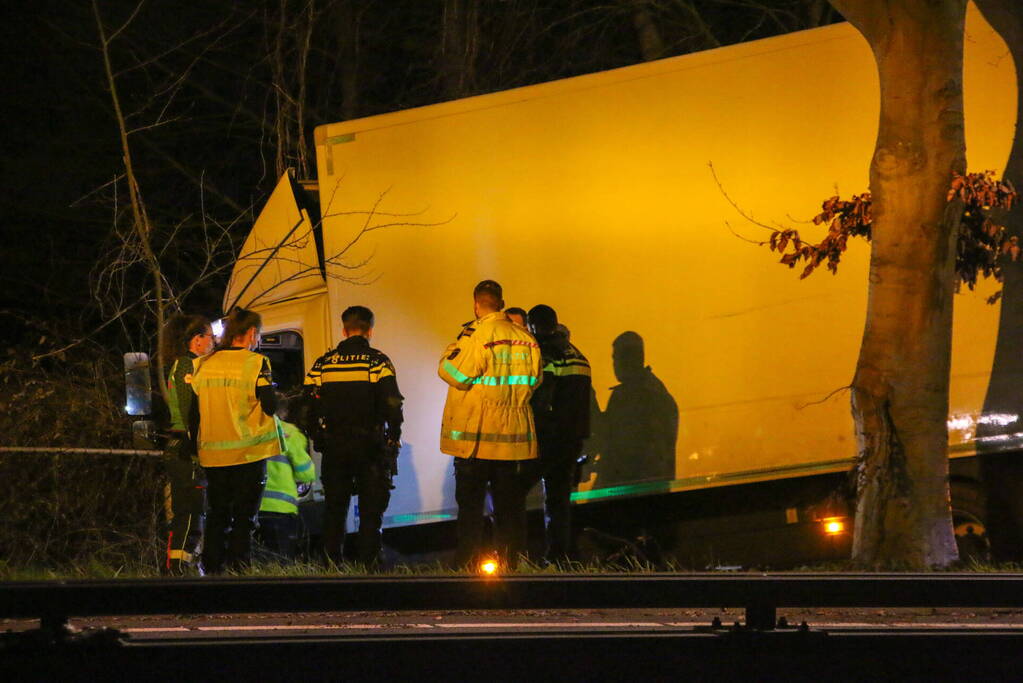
left=0, top=0, right=846, bottom=574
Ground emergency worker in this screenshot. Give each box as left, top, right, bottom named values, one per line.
left=528, top=305, right=591, bottom=563
left=257, top=396, right=316, bottom=560
left=189, top=308, right=281, bottom=574
left=438, top=280, right=543, bottom=568
left=158, top=313, right=213, bottom=575
left=505, top=307, right=528, bottom=328
left=302, top=306, right=403, bottom=567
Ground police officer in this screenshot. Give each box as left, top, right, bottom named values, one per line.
left=528, top=305, right=591, bottom=563
left=303, top=306, right=403, bottom=567
left=438, top=280, right=543, bottom=568
left=505, top=307, right=528, bottom=328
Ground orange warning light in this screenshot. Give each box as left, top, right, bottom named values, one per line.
left=824, top=519, right=845, bottom=535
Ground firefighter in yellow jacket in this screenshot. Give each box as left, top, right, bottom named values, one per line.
left=438, top=280, right=543, bottom=567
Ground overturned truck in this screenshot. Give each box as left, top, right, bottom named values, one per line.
left=224, top=5, right=1020, bottom=567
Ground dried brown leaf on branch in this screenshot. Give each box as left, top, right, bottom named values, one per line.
left=723, top=167, right=1018, bottom=289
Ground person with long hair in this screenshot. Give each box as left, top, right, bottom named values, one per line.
left=158, top=313, right=214, bottom=575
left=189, top=308, right=282, bottom=573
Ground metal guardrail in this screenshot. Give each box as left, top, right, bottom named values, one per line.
left=0, top=447, right=162, bottom=457
left=6, top=573, right=1023, bottom=630
left=7, top=574, right=1023, bottom=680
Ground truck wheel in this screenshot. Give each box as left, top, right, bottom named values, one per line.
left=950, top=481, right=990, bottom=564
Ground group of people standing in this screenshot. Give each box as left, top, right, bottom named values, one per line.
left=160, top=308, right=315, bottom=575
left=438, top=280, right=592, bottom=567
left=158, top=277, right=592, bottom=574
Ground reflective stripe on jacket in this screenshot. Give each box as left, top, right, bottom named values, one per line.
left=438, top=311, right=543, bottom=461
left=260, top=420, right=316, bottom=515
left=532, top=335, right=592, bottom=441
left=191, top=349, right=283, bottom=467
left=302, top=335, right=404, bottom=441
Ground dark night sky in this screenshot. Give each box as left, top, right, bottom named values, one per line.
left=0, top=1, right=839, bottom=349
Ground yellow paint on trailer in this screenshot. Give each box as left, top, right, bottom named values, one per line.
left=222, top=168, right=332, bottom=373
left=223, top=171, right=323, bottom=313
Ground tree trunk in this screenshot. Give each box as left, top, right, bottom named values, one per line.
left=336, top=0, right=361, bottom=121
left=803, top=0, right=835, bottom=29
left=829, top=0, right=968, bottom=568
left=294, top=0, right=315, bottom=178
left=441, top=0, right=479, bottom=99
left=973, top=0, right=1023, bottom=560
left=272, top=0, right=290, bottom=179
left=92, top=0, right=170, bottom=405
left=629, top=0, right=666, bottom=61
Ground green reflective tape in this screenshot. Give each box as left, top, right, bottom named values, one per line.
left=471, top=375, right=538, bottom=386
left=201, top=430, right=280, bottom=451
left=192, top=377, right=244, bottom=389
left=442, top=360, right=472, bottom=384
left=443, top=430, right=534, bottom=443
left=262, top=490, right=298, bottom=505
left=551, top=365, right=591, bottom=377
left=571, top=480, right=673, bottom=502
left=570, top=457, right=857, bottom=503
left=387, top=511, right=457, bottom=525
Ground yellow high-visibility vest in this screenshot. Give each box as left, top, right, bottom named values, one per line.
left=191, top=349, right=283, bottom=467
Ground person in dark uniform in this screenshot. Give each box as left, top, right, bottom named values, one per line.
left=158, top=313, right=213, bottom=575
left=302, top=306, right=403, bottom=567
left=528, top=304, right=592, bottom=563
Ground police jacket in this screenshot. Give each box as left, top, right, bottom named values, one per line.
left=438, top=311, right=543, bottom=461
left=303, top=335, right=403, bottom=442
left=531, top=332, right=591, bottom=442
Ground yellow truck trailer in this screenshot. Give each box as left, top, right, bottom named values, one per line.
left=224, top=5, right=1019, bottom=566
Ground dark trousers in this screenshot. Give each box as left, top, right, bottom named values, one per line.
left=257, top=512, right=300, bottom=560
left=454, top=458, right=534, bottom=568
left=163, top=455, right=206, bottom=574
left=538, top=437, right=584, bottom=563
left=203, top=459, right=267, bottom=574
left=321, top=437, right=392, bottom=566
